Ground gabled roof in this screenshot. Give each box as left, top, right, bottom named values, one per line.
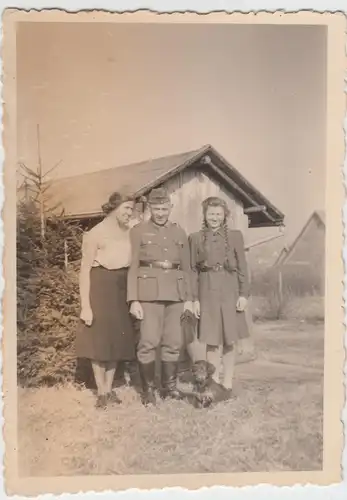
left=274, top=210, right=325, bottom=266
left=40, top=144, right=285, bottom=228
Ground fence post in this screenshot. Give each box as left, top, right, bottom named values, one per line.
left=64, top=239, right=68, bottom=271
left=278, top=268, right=283, bottom=305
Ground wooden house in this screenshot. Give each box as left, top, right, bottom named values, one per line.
left=274, top=210, right=325, bottom=295
left=49, top=144, right=284, bottom=235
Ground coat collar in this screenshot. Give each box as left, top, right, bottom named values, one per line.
left=203, top=226, right=224, bottom=237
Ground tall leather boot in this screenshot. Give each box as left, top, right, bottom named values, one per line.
left=125, top=360, right=142, bottom=394
left=138, top=361, right=157, bottom=407
left=161, top=361, right=182, bottom=400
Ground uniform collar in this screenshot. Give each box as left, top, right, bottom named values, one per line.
left=149, top=218, right=171, bottom=230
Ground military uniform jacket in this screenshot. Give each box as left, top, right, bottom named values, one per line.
left=127, top=219, right=193, bottom=303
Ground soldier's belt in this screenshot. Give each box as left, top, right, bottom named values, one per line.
left=139, top=260, right=181, bottom=270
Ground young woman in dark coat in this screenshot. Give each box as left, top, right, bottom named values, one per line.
left=189, top=197, right=250, bottom=398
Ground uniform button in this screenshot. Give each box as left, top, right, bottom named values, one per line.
left=164, top=236, right=167, bottom=240
left=164, top=248, right=168, bottom=252
left=143, top=274, right=147, bottom=278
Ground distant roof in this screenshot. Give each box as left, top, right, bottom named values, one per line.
left=31, top=144, right=285, bottom=228
left=274, top=209, right=325, bottom=266
left=315, top=209, right=325, bottom=226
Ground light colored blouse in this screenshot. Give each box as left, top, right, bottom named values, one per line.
left=81, top=219, right=133, bottom=270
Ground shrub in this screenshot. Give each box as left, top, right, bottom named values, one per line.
left=17, top=267, right=80, bottom=387
left=17, top=200, right=83, bottom=387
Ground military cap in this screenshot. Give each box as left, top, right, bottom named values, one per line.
left=147, top=187, right=170, bottom=205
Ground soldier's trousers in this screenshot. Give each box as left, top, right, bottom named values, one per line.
left=137, top=301, right=183, bottom=363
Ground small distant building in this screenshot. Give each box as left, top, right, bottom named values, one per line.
left=275, top=210, right=326, bottom=294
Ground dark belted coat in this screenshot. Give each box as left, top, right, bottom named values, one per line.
left=189, top=228, right=250, bottom=346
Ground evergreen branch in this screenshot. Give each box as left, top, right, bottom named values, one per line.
left=18, top=163, right=39, bottom=181
left=42, top=159, right=63, bottom=179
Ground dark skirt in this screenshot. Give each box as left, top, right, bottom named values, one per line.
left=75, top=267, right=136, bottom=362
left=198, top=271, right=250, bottom=346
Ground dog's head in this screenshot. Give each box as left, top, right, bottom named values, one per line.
left=191, top=360, right=215, bottom=390
left=191, top=360, right=216, bottom=409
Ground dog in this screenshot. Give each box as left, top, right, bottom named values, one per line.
left=191, top=360, right=234, bottom=409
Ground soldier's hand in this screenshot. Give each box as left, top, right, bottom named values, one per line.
left=80, top=306, right=93, bottom=326
left=130, top=301, right=144, bottom=320
left=236, top=296, right=248, bottom=312
left=193, top=300, right=201, bottom=319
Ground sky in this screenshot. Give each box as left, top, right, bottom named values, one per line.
left=16, top=22, right=327, bottom=247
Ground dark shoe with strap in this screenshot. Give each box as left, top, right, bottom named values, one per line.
left=138, top=361, right=157, bottom=407
left=161, top=361, right=182, bottom=400
left=95, top=394, right=108, bottom=410
left=107, top=391, right=122, bottom=405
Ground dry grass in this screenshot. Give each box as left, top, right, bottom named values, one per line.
left=18, top=320, right=323, bottom=477
left=252, top=294, right=324, bottom=322
left=250, top=266, right=324, bottom=322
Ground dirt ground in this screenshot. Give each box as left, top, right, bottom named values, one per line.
left=18, top=319, right=324, bottom=476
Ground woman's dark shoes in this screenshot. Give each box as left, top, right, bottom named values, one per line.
left=95, top=394, right=108, bottom=410
left=107, top=391, right=122, bottom=405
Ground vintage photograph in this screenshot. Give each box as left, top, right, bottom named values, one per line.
left=2, top=9, right=345, bottom=495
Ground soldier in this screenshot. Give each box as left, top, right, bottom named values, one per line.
left=127, top=187, right=193, bottom=406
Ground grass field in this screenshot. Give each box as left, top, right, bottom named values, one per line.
left=18, top=319, right=324, bottom=477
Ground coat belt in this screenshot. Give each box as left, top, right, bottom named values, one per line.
left=139, top=260, right=181, bottom=270
left=198, top=263, right=236, bottom=273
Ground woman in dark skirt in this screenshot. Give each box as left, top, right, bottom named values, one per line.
left=76, top=192, right=137, bottom=409
left=189, top=197, right=250, bottom=399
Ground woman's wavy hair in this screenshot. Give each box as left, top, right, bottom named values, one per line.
left=200, top=196, right=232, bottom=267
left=101, top=192, right=135, bottom=215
